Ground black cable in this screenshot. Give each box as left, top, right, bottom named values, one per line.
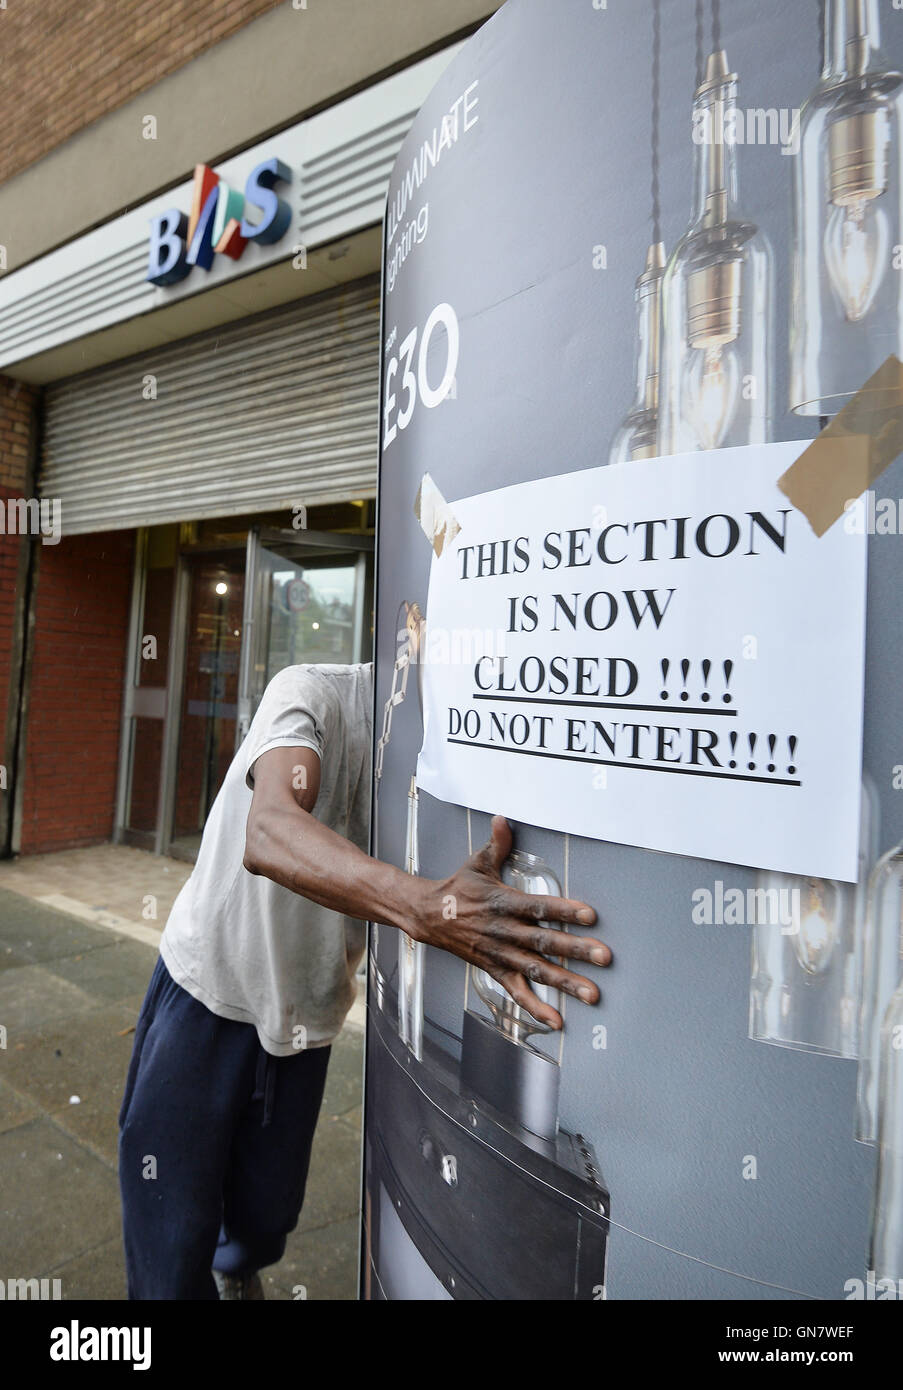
left=818, top=0, right=825, bottom=74
left=652, top=0, right=661, bottom=244
left=712, top=0, right=721, bottom=52
left=695, top=0, right=704, bottom=88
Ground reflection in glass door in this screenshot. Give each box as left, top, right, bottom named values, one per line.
left=237, top=528, right=371, bottom=744
left=117, top=527, right=178, bottom=851
left=169, top=555, right=245, bottom=859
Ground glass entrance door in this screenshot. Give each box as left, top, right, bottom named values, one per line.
left=168, top=553, right=245, bottom=859
left=118, top=522, right=373, bottom=862
left=236, top=526, right=372, bottom=745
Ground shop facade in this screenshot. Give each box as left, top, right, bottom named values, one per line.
left=0, top=21, right=480, bottom=859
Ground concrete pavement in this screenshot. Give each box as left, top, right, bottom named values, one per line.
left=0, top=859, right=364, bottom=1301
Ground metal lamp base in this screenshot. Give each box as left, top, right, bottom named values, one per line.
left=461, top=1009, right=560, bottom=1140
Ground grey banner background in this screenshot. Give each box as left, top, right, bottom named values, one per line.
left=368, top=0, right=903, bottom=1299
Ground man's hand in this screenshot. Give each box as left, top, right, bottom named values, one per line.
left=407, top=815, right=610, bottom=1031
left=245, top=748, right=610, bottom=1030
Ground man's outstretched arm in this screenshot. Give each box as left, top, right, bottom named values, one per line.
left=243, top=745, right=611, bottom=1031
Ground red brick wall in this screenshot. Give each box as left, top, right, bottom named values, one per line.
left=0, top=376, right=36, bottom=491
left=19, top=530, right=135, bottom=853
left=0, top=0, right=285, bottom=185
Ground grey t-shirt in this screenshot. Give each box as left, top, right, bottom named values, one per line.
left=160, top=662, right=373, bottom=1055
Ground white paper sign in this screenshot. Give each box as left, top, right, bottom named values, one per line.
left=416, top=443, right=867, bottom=881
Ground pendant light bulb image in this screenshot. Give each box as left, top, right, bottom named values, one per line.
left=471, top=851, right=563, bottom=1042
left=824, top=190, right=889, bottom=322
left=659, top=49, right=773, bottom=453
left=609, top=244, right=667, bottom=464
left=857, top=844, right=903, bottom=1143
left=398, top=775, right=425, bottom=1061
left=681, top=338, right=741, bottom=452
left=395, top=603, right=427, bottom=1062
left=750, top=778, right=877, bottom=1057
left=461, top=849, right=566, bottom=1140
left=791, top=878, right=841, bottom=975
left=789, top=0, right=903, bottom=414
left=609, top=1, right=666, bottom=465
left=868, top=907, right=903, bottom=1282
left=372, top=599, right=426, bottom=1041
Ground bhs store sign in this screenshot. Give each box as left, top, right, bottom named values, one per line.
left=146, top=158, right=292, bottom=286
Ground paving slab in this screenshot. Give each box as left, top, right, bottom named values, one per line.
left=0, top=964, right=99, bottom=1036
left=0, top=942, right=34, bottom=973
left=49, top=1236, right=128, bottom=1301
left=321, top=1028, right=364, bottom=1118
left=0, top=1117, right=122, bottom=1276
left=298, top=1109, right=363, bottom=1234
left=0, top=1076, right=39, bottom=1134
left=0, top=889, right=118, bottom=962
left=265, top=1214, right=359, bottom=1302
left=51, top=938, right=157, bottom=1004
left=0, top=845, right=191, bottom=929
left=0, top=1001, right=145, bottom=1162
left=337, top=1102, right=363, bottom=1135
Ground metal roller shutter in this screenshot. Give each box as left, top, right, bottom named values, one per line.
left=39, top=277, right=381, bottom=534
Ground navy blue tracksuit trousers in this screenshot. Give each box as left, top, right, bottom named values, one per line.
left=119, top=955, right=331, bottom=1300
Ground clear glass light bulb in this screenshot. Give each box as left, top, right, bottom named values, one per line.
left=681, top=341, right=740, bottom=450
left=749, top=777, right=876, bottom=1058
left=397, top=777, right=424, bottom=1060
left=473, top=851, right=563, bottom=1043
left=857, top=845, right=903, bottom=1143
left=824, top=195, right=890, bottom=321
left=792, top=879, right=840, bottom=975
left=869, top=980, right=903, bottom=1282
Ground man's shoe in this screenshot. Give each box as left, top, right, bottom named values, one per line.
left=213, top=1270, right=265, bottom=1300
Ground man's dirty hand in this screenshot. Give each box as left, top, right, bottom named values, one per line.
left=408, top=815, right=611, bottom=1031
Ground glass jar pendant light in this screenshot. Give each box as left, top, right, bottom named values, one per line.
left=857, top=844, right=903, bottom=1142
left=749, top=777, right=878, bottom=1057
left=659, top=44, right=773, bottom=453
left=609, top=0, right=666, bottom=465
left=790, top=0, right=903, bottom=416
left=461, top=849, right=565, bottom=1140
left=471, top=851, right=565, bottom=1045
left=868, top=883, right=903, bottom=1283
left=396, top=603, right=426, bottom=1060
left=372, top=599, right=426, bottom=1049
left=398, top=775, right=425, bottom=1060
left=610, top=251, right=667, bottom=464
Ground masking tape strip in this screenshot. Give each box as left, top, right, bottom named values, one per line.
left=777, top=355, right=903, bottom=538
left=414, top=472, right=461, bottom=557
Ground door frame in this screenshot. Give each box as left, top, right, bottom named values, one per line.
left=115, top=525, right=374, bottom=857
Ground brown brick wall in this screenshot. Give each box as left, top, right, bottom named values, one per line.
left=19, top=529, right=134, bottom=853
left=0, top=376, right=39, bottom=492
left=0, top=0, right=285, bottom=185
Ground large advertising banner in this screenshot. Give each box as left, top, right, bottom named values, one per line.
left=364, top=0, right=903, bottom=1302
